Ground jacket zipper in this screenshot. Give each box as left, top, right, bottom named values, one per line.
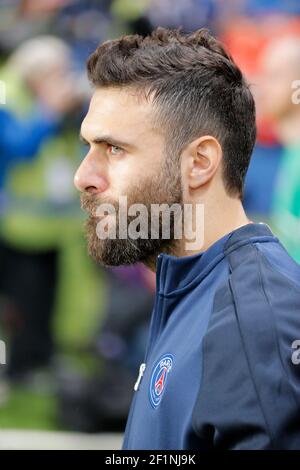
left=123, top=255, right=165, bottom=448
left=134, top=363, right=146, bottom=391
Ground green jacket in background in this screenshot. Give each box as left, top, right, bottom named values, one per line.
left=0, top=65, right=104, bottom=348
left=272, top=143, right=300, bottom=264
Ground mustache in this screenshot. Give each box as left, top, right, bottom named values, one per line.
left=80, top=192, right=118, bottom=217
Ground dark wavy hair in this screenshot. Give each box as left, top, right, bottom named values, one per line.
left=87, top=27, right=256, bottom=197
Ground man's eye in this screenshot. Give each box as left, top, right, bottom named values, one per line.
left=108, top=145, right=123, bottom=155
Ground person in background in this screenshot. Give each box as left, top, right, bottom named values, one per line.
left=0, top=108, right=58, bottom=158
left=0, top=107, right=59, bottom=197
left=221, top=16, right=300, bottom=224
left=0, top=36, right=89, bottom=381
left=0, top=35, right=81, bottom=193
left=258, top=36, right=300, bottom=262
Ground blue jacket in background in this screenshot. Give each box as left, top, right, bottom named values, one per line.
left=0, top=108, right=59, bottom=190
left=123, top=223, right=300, bottom=449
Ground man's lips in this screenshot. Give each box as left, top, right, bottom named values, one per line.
left=80, top=200, right=100, bottom=217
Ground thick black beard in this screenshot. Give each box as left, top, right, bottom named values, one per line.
left=83, top=164, right=182, bottom=267
left=85, top=214, right=181, bottom=267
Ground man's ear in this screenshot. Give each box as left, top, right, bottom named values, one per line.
left=182, top=135, right=222, bottom=190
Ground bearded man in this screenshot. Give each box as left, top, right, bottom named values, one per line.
left=74, top=28, right=300, bottom=450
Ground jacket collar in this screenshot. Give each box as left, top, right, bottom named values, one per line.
left=156, top=223, right=278, bottom=297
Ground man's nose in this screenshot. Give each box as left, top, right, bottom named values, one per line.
left=74, top=154, right=108, bottom=194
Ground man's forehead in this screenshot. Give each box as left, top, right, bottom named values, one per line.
left=83, top=87, right=154, bottom=133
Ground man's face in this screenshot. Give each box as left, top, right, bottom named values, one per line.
left=74, top=87, right=182, bottom=266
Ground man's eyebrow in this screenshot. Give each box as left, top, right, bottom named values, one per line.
left=79, top=132, right=134, bottom=149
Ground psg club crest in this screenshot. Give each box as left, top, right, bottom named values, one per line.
left=149, top=354, right=174, bottom=409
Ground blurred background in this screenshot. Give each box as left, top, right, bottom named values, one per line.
left=0, top=0, right=299, bottom=449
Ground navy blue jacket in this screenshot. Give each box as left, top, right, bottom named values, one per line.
left=123, top=223, right=300, bottom=450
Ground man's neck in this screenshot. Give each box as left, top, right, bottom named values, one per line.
left=146, top=198, right=250, bottom=272
left=178, top=198, right=250, bottom=257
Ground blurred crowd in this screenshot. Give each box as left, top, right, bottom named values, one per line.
left=0, top=0, right=299, bottom=432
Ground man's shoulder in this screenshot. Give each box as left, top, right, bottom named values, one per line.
left=193, top=237, right=300, bottom=449
left=254, top=239, right=300, bottom=293
left=226, top=238, right=300, bottom=318
left=206, top=236, right=300, bottom=352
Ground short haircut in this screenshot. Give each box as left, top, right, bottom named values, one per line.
left=87, top=27, right=256, bottom=197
